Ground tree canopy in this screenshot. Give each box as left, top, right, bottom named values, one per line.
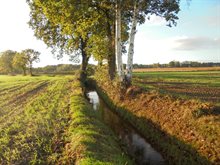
left=27, top=0, right=181, bottom=83
left=0, top=50, right=17, bottom=74
left=13, top=52, right=28, bottom=75
left=22, top=49, right=40, bottom=76
left=0, top=49, right=40, bottom=75
left=115, top=0, right=180, bottom=85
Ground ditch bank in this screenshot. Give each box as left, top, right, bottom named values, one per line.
left=86, top=78, right=219, bottom=165
left=65, top=80, right=132, bottom=164
left=86, top=89, right=165, bottom=165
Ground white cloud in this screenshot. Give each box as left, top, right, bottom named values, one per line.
left=173, top=36, right=220, bottom=50
left=130, top=35, right=220, bottom=64
left=206, top=15, right=220, bottom=27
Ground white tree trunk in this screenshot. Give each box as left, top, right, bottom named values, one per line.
left=126, top=1, right=139, bottom=84
left=115, top=0, right=124, bottom=81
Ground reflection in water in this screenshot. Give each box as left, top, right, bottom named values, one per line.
left=87, top=91, right=165, bottom=165
left=87, top=91, right=99, bottom=110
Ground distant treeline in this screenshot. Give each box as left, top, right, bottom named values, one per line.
left=0, top=49, right=82, bottom=75
left=133, top=61, right=220, bottom=68
left=0, top=62, right=80, bottom=75
left=33, top=64, right=80, bottom=74
left=0, top=49, right=40, bottom=76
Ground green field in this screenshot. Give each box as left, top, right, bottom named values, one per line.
left=133, top=71, right=220, bottom=104
left=1, top=72, right=219, bottom=164
left=0, top=75, right=131, bottom=164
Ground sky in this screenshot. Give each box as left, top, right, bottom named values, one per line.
left=0, top=0, right=220, bottom=67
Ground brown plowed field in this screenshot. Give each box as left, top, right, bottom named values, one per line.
left=134, top=67, right=220, bottom=72
left=95, top=68, right=220, bottom=164
left=133, top=70, right=220, bottom=104
left=98, top=80, right=220, bottom=164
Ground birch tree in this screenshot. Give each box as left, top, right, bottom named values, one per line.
left=115, top=0, right=124, bottom=81
left=125, top=0, right=181, bottom=86
left=126, top=0, right=139, bottom=85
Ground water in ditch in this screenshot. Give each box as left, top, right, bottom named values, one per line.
left=87, top=90, right=165, bottom=165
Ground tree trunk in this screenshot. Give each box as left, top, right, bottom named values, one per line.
left=106, top=12, right=116, bottom=80
left=126, top=1, right=139, bottom=86
left=107, top=53, right=116, bottom=80
left=115, top=0, right=124, bottom=81
left=23, top=67, right=26, bottom=76
left=29, top=64, right=33, bottom=76
left=107, top=26, right=116, bottom=80
left=80, top=38, right=89, bottom=82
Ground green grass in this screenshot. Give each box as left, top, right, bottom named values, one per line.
left=133, top=71, right=220, bottom=104
left=0, top=75, right=131, bottom=164
left=0, top=75, right=73, bottom=164
left=134, top=71, right=220, bottom=87
left=68, top=86, right=132, bottom=164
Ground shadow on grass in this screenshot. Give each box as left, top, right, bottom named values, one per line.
left=212, top=106, right=220, bottom=115
left=88, top=80, right=212, bottom=165
left=193, top=106, right=220, bottom=118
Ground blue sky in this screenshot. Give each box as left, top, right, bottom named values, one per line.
left=133, top=0, right=220, bottom=64
left=0, top=0, right=219, bottom=67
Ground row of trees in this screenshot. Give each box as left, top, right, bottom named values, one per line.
left=133, top=61, right=220, bottom=68
left=0, top=49, right=40, bottom=75
left=34, top=64, right=80, bottom=74
left=27, top=0, right=181, bottom=85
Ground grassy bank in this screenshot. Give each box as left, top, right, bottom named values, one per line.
left=64, top=81, right=132, bottom=164
left=93, top=68, right=219, bottom=164
left=94, top=85, right=212, bottom=164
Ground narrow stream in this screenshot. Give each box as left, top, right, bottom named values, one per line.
left=87, top=90, right=165, bottom=165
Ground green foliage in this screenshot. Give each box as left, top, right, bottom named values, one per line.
left=26, top=0, right=181, bottom=80
left=33, top=64, right=80, bottom=75
left=169, top=60, right=180, bottom=67
left=13, top=52, right=28, bottom=75
left=28, top=0, right=93, bottom=58
left=93, top=65, right=110, bottom=83
left=22, top=49, right=40, bottom=75
left=86, top=35, right=109, bottom=63
left=0, top=50, right=17, bottom=74
left=0, top=49, right=40, bottom=75
left=22, top=49, right=40, bottom=64
left=86, top=64, right=96, bottom=77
